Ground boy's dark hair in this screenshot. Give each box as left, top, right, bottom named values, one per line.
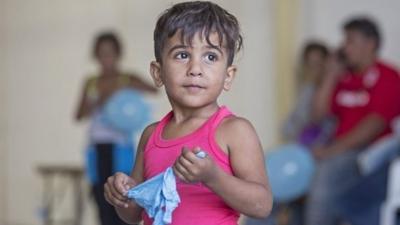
left=93, top=32, right=122, bottom=58
left=154, top=1, right=242, bottom=65
left=302, top=41, right=329, bottom=61
left=343, top=17, right=381, bottom=50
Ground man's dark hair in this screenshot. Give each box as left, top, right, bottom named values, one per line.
left=153, top=1, right=242, bottom=65
left=343, top=17, right=381, bottom=50
left=93, top=32, right=122, bottom=58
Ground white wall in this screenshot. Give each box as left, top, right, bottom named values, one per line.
left=0, top=0, right=7, bottom=222
left=2, top=1, right=276, bottom=224
left=299, top=0, right=400, bottom=67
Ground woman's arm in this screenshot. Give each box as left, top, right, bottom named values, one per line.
left=312, top=74, right=337, bottom=122
left=75, top=78, right=95, bottom=121
left=311, top=55, right=344, bottom=122
left=128, top=74, right=158, bottom=93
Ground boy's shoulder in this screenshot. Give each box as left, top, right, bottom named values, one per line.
left=217, top=115, right=257, bottom=137
left=142, top=122, right=159, bottom=138
left=137, top=122, right=159, bottom=150
left=215, top=115, right=260, bottom=153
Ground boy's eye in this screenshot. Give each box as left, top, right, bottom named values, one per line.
left=175, top=52, right=189, bottom=59
left=206, top=53, right=217, bottom=62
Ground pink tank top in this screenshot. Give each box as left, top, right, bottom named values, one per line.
left=142, top=106, right=240, bottom=225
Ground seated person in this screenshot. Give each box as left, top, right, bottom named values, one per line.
left=306, top=17, right=400, bottom=225
left=247, top=42, right=332, bottom=225
left=283, top=41, right=335, bottom=148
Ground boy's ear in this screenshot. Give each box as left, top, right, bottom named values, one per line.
left=150, top=61, right=164, bottom=87
left=223, top=65, right=237, bottom=91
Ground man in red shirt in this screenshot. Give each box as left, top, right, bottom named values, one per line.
left=306, top=17, right=400, bottom=225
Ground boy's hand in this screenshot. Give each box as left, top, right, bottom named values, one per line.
left=104, top=172, right=137, bottom=209
left=173, top=147, right=218, bottom=184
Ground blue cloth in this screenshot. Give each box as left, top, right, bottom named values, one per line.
left=128, top=167, right=179, bottom=225
left=127, top=151, right=206, bottom=225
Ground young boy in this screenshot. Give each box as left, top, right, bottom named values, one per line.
left=104, top=2, right=272, bottom=224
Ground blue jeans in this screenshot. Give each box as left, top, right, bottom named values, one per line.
left=337, top=163, right=388, bottom=225
left=305, top=150, right=361, bottom=225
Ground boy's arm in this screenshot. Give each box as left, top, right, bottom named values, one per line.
left=114, top=123, right=157, bottom=224
left=205, top=117, right=272, bottom=219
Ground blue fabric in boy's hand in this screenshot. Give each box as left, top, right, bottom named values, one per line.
left=126, top=151, right=207, bottom=225
left=127, top=167, right=178, bottom=225
left=195, top=151, right=207, bottom=158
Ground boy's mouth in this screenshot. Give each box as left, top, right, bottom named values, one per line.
left=183, top=84, right=205, bottom=92
left=183, top=84, right=205, bottom=89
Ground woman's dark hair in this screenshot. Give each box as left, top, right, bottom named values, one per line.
left=93, top=32, right=122, bottom=58
left=302, top=41, right=329, bottom=61
left=153, top=1, right=242, bottom=65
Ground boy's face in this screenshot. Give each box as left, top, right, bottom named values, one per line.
left=150, top=31, right=236, bottom=109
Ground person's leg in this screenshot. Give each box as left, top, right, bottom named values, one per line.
left=288, top=197, right=305, bottom=225
left=337, top=164, right=389, bottom=225
left=93, top=143, right=130, bottom=225
left=92, top=184, right=111, bottom=225
left=305, top=150, right=361, bottom=225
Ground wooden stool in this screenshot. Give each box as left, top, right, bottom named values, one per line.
left=37, top=165, right=85, bottom=225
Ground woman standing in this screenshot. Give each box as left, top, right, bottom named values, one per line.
left=75, top=32, right=157, bottom=225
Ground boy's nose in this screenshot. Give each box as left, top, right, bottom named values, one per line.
left=187, top=59, right=203, bottom=76
left=189, top=71, right=202, bottom=76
